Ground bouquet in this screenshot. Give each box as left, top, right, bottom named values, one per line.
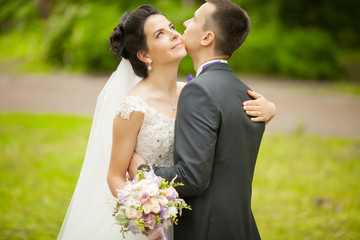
left=113, top=168, right=191, bottom=239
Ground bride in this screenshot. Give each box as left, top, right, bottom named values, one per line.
left=57, top=4, right=276, bottom=240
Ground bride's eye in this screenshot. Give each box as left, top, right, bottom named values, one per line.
left=156, top=32, right=164, bottom=38
left=170, top=25, right=176, bottom=30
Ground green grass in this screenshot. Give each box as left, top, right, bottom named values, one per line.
left=253, top=133, right=360, bottom=239
left=0, top=113, right=92, bottom=239
left=0, top=113, right=359, bottom=239
left=334, top=82, right=360, bottom=97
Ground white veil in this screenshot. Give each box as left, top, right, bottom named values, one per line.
left=58, top=59, right=142, bottom=239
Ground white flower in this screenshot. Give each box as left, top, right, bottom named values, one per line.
left=134, top=180, right=147, bottom=192
left=164, top=206, right=178, bottom=219
left=142, top=202, right=152, bottom=214
left=142, top=198, right=160, bottom=214
left=126, top=195, right=141, bottom=208
left=123, top=181, right=135, bottom=192
left=150, top=198, right=161, bottom=214
left=158, top=196, right=169, bottom=207
left=126, top=207, right=142, bottom=220
left=147, top=183, right=160, bottom=197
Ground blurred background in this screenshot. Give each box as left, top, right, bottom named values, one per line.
left=0, top=0, right=359, bottom=239
left=0, top=0, right=359, bottom=79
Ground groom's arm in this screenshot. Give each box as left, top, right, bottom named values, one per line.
left=146, top=82, right=219, bottom=197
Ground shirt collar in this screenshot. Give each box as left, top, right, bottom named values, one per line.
left=196, top=59, right=228, bottom=77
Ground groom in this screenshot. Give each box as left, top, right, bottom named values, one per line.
left=130, top=0, right=263, bottom=239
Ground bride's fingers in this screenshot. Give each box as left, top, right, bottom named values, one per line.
left=243, top=97, right=266, bottom=107
left=247, top=90, right=263, bottom=99
left=245, top=110, right=261, bottom=117
left=243, top=105, right=261, bottom=112
left=250, top=116, right=263, bottom=122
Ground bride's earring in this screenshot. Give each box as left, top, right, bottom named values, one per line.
left=148, top=62, right=152, bottom=71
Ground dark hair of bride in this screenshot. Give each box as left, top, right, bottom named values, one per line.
left=110, top=4, right=162, bottom=78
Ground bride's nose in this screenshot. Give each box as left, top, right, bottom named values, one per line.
left=171, top=31, right=181, bottom=40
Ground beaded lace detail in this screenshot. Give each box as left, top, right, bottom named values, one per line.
left=115, top=96, right=175, bottom=167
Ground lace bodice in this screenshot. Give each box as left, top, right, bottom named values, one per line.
left=115, top=96, right=175, bottom=167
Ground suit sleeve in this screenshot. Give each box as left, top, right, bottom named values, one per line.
left=152, top=82, right=219, bottom=197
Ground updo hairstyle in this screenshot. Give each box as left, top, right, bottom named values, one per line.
left=110, top=5, right=162, bottom=79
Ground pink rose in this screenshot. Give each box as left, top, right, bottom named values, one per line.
left=142, top=213, right=157, bottom=229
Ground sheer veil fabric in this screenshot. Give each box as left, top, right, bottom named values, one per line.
left=57, top=59, right=145, bottom=239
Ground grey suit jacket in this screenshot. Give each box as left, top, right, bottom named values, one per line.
left=142, top=63, right=264, bottom=240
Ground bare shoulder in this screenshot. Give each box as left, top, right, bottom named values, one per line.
left=114, top=110, right=144, bottom=133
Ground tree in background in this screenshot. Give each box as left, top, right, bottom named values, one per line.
left=0, top=0, right=359, bottom=80
left=277, top=0, right=359, bottom=47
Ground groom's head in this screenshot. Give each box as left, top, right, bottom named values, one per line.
left=183, top=0, right=250, bottom=60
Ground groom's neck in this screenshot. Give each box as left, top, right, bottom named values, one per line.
left=192, top=53, right=228, bottom=72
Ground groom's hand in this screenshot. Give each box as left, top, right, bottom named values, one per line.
left=128, top=152, right=146, bottom=179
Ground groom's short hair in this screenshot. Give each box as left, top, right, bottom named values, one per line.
left=204, top=0, right=250, bottom=58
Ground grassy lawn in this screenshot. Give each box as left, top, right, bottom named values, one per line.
left=253, top=133, right=360, bottom=239
left=0, top=113, right=359, bottom=239
left=0, top=113, right=91, bottom=239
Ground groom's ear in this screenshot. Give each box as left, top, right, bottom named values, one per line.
left=200, top=31, right=215, bottom=47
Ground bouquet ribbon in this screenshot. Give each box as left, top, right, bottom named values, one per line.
left=147, top=227, right=168, bottom=240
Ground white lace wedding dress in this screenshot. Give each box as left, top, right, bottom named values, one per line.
left=59, top=94, right=179, bottom=240
left=57, top=59, right=182, bottom=240
left=117, top=96, right=176, bottom=169
left=116, top=95, right=179, bottom=239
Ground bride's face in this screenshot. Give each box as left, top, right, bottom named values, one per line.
left=142, top=14, right=187, bottom=66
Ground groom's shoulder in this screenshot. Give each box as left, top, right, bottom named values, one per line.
left=193, top=68, right=240, bottom=91
left=185, top=75, right=213, bottom=96
left=193, top=69, right=224, bottom=86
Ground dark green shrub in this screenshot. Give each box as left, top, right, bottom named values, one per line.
left=229, top=25, right=279, bottom=75
left=229, top=25, right=342, bottom=80
left=0, top=0, right=40, bottom=32
left=276, top=28, right=341, bottom=79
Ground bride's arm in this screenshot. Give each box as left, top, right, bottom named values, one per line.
left=107, top=112, right=144, bottom=197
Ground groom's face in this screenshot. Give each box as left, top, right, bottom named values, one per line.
left=183, top=3, right=216, bottom=56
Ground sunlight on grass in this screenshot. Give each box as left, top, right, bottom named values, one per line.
left=334, top=82, right=360, bottom=97
left=0, top=113, right=359, bottom=239
left=0, top=113, right=92, bottom=239
left=253, top=133, right=360, bottom=239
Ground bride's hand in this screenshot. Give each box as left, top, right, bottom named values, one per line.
left=243, top=90, right=276, bottom=125
left=128, top=152, right=147, bottom=180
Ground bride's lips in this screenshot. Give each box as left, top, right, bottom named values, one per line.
left=171, top=42, right=183, bottom=50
